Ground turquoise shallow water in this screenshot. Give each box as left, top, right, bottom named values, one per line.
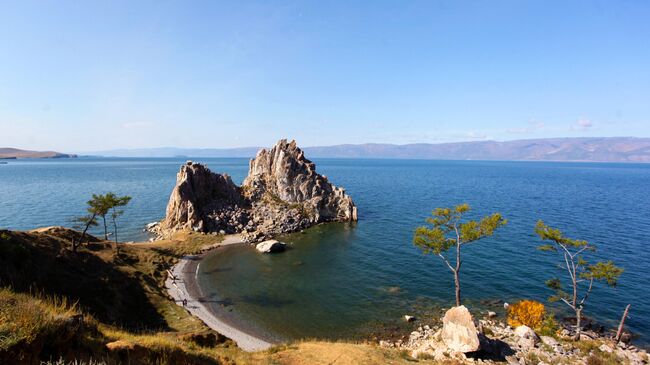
left=1, top=158, right=649, bottom=344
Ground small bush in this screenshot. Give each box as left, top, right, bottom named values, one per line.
left=507, top=300, right=545, bottom=329
left=0, top=231, right=10, bottom=241
left=538, top=313, right=559, bottom=336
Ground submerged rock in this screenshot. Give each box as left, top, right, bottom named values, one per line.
left=255, top=239, right=286, bottom=253
left=158, top=139, right=358, bottom=242
left=441, top=305, right=480, bottom=353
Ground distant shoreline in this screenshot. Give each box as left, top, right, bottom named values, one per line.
left=165, top=235, right=275, bottom=352
left=79, top=137, right=650, bottom=163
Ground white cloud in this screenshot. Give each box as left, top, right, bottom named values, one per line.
left=577, top=119, right=593, bottom=128
left=570, top=118, right=594, bottom=131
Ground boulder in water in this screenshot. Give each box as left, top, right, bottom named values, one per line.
left=255, top=239, right=286, bottom=253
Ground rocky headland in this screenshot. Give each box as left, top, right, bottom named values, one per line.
left=153, top=139, right=357, bottom=242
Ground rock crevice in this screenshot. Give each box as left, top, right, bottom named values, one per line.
left=157, top=139, right=357, bottom=242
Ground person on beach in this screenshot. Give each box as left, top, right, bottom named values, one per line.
left=182, top=298, right=187, bottom=307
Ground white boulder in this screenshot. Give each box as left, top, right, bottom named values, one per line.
left=515, top=325, right=540, bottom=346
left=441, top=305, right=480, bottom=353
left=255, top=239, right=286, bottom=253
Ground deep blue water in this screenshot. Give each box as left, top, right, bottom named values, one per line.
left=1, top=158, right=649, bottom=345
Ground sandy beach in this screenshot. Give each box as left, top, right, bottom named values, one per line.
left=165, top=234, right=274, bottom=352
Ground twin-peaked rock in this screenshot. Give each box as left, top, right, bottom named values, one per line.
left=158, top=139, right=357, bottom=242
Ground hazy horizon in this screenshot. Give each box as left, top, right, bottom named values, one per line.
left=1, top=1, right=649, bottom=151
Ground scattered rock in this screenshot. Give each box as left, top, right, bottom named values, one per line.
left=599, top=343, right=613, bottom=353
left=144, top=221, right=159, bottom=232
left=106, top=340, right=135, bottom=351
left=383, top=316, right=646, bottom=365
left=514, top=325, right=540, bottom=344
left=487, top=311, right=497, bottom=318
left=255, top=239, right=286, bottom=253
left=441, top=305, right=480, bottom=353
left=404, top=315, right=416, bottom=322
left=540, top=335, right=559, bottom=347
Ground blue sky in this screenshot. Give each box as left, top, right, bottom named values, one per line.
left=0, top=1, right=649, bottom=151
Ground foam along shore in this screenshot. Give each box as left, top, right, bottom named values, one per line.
left=165, top=234, right=274, bottom=352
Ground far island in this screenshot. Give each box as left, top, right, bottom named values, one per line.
left=0, top=147, right=77, bottom=159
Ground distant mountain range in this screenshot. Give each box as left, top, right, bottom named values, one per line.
left=87, top=137, right=650, bottom=163
left=0, top=148, right=77, bottom=159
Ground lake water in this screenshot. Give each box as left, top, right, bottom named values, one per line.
left=1, top=158, right=649, bottom=345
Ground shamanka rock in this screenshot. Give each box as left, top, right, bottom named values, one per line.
left=441, top=305, right=480, bottom=353
left=156, top=140, right=358, bottom=242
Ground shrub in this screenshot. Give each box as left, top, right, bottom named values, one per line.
left=507, top=300, right=546, bottom=329
left=538, top=313, right=559, bottom=336
left=0, top=231, right=10, bottom=241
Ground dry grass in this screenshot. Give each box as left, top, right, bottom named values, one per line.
left=253, top=341, right=439, bottom=365
left=0, top=288, right=79, bottom=350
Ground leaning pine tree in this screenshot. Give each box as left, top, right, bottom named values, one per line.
left=535, top=220, right=623, bottom=340
left=413, top=203, right=506, bottom=307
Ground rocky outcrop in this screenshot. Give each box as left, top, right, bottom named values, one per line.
left=157, top=140, right=357, bottom=242
left=241, top=139, right=357, bottom=241
left=158, top=161, right=247, bottom=234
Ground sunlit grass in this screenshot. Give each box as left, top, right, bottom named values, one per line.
left=0, top=287, right=80, bottom=350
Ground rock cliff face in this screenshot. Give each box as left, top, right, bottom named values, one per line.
left=159, top=162, right=248, bottom=234
left=157, top=140, right=357, bottom=242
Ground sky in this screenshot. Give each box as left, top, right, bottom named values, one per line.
left=0, top=1, right=649, bottom=151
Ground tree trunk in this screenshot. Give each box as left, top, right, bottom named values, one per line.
left=574, top=307, right=582, bottom=340
left=73, top=213, right=96, bottom=252
left=112, top=214, right=119, bottom=253
left=454, top=270, right=461, bottom=306
left=615, top=304, right=631, bottom=343
left=455, top=242, right=461, bottom=306
left=102, top=215, right=108, bottom=240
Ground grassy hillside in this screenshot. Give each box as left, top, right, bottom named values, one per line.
left=0, top=228, right=434, bottom=365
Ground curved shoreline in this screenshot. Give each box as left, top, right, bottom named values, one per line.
left=165, top=235, right=274, bottom=352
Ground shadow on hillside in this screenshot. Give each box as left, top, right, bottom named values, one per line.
left=0, top=230, right=168, bottom=331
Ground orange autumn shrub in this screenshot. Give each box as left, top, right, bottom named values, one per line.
left=507, top=300, right=545, bottom=329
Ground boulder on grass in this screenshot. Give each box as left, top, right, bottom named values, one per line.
left=255, top=239, right=286, bottom=253
left=441, top=305, right=480, bottom=353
